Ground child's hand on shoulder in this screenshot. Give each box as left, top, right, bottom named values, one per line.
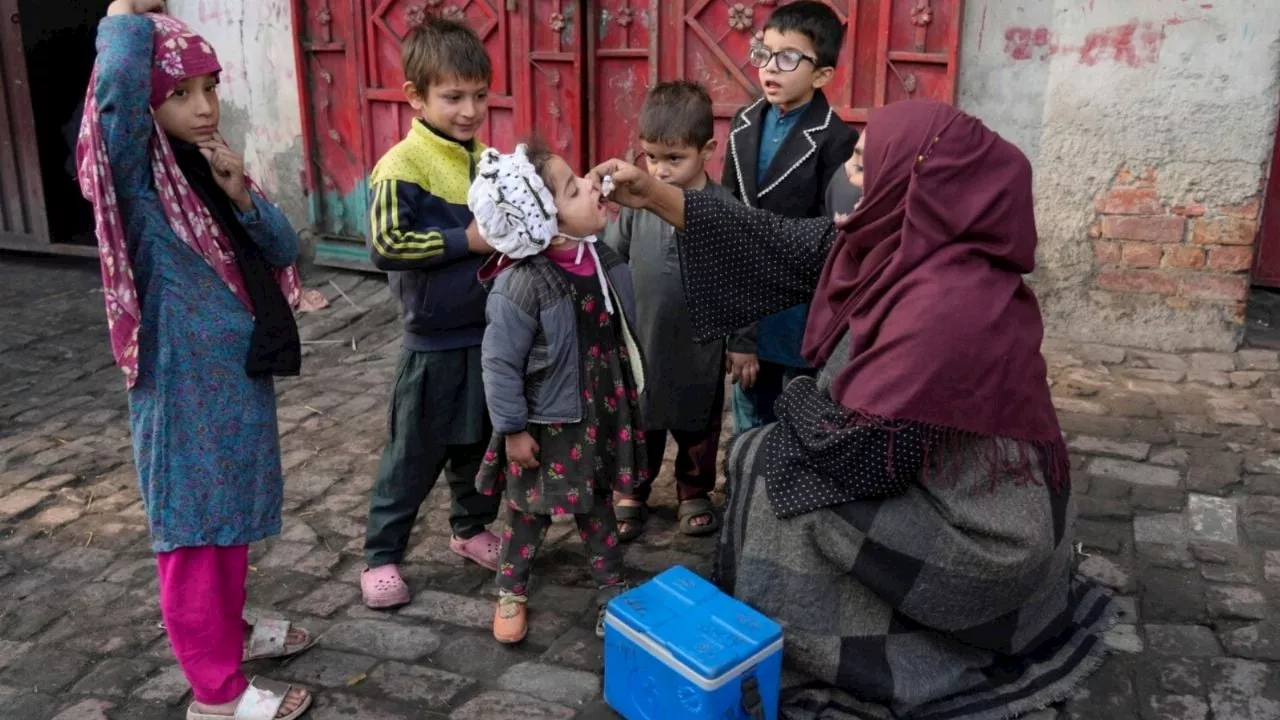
left=506, top=431, right=540, bottom=470
left=108, top=0, right=166, bottom=15
left=467, top=221, right=494, bottom=254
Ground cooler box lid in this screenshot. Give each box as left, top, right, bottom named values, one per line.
left=607, top=566, right=783, bottom=683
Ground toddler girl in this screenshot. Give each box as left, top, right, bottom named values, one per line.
left=470, top=142, right=647, bottom=644
left=78, top=1, right=311, bottom=717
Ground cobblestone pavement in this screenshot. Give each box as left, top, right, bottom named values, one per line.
left=1, top=254, right=1279, bottom=720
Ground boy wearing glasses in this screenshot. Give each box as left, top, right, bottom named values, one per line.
left=722, top=0, right=857, bottom=435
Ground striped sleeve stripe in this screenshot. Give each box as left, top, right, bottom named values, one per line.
left=370, top=180, right=448, bottom=260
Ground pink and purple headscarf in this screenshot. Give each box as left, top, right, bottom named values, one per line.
left=76, top=13, right=301, bottom=389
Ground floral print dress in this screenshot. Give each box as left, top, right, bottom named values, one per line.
left=478, top=267, right=647, bottom=597
left=478, top=268, right=648, bottom=515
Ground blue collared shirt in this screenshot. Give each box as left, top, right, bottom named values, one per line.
left=757, top=101, right=810, bottom=185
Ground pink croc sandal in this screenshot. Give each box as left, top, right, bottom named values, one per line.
left=361, top=564, right=410, bottom=610
left=450, top=530, right=501, bottom=571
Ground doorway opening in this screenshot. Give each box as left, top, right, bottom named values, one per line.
left=18, top=0, right=111, bottom=248
left=1243, top=106, right=1280, bottom=349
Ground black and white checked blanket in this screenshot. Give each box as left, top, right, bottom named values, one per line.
left=716, top=423, right=1118, bottom=720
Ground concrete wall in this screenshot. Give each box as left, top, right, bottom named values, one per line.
left=168, top=0, right=308, bottom=229
left=957, top=0, right=1280, bottom=351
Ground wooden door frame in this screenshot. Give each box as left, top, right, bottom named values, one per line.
left=1253, top=102, right=1280, bottom=288
left=0, top=0, right=79, bottom=256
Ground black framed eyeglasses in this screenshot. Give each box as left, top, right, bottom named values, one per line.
left=747, top=45, right=818, bottom=72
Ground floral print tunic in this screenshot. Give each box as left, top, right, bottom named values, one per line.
left=478, top=268, right=647, bottom=515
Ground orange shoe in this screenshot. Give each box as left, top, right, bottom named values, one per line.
left=493, top=596, right=528, bottom=644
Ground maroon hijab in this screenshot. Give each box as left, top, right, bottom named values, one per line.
left=803, top=100, right=1064, bottom=472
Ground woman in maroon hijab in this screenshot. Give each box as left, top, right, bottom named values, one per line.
left=596, top=100, right=1118, bottom=720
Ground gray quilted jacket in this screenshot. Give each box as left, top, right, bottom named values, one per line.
left=479, top=244, right=645, bottom=435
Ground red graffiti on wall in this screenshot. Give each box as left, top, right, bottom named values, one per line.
left=1004, top=19, right=1171, bottom=67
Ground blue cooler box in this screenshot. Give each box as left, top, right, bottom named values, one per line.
left=603, top=566, right=784, bottom=720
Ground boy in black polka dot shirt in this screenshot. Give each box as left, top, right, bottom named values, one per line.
left=603, top=81, right=739, bottom=540
left=721, top=1, right=858, bottom=437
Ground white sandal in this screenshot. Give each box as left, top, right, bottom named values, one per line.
left=242, top=618, right=315, bottom=662
left=186, top=676, right=312, bottom=720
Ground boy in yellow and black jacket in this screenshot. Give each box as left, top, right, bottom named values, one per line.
left=361, top=17, right=503, bottom=610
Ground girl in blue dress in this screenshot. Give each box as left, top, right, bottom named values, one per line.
left=78, top=1, right=313, bottom=717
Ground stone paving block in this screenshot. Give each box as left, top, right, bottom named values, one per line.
left=366, top=661, right=475, bottom=710
left=50, top=699, right=115, bottom=720
left=1104, top=624, right=1144, bottom=654
left=1089, top=458, right=1181, bottom=487
left=71, top=658, right=158, bottom=697
left=496, top=661, right=602, bottom=707
left=1206, top=585, right=1267, bottom=621
left=287, top=582, right=361, bottom=618
left=1206, top=658, right=1280, bottom=719
left=1078, top=555, right=1135, bottom=593
left=130, top=665, right=190, bottom=705
left=541, top=626, right=606, bottom=673
left=273, top=648, right=379, bottom=688
left=1242, top=496, right=1280, bottom=546
left=1070, top=436, right=1152, bottom=460
left=320, top=620, right=441, bottom=661
left=49, top=546, right=119, bottom=575
left=1243, top=475, right=1280, bottom=495
left=1145, top=625, right=1222, bottom=656
left=1135, top=514, right=1188, bottom=546
left=1236, top=349, right=1280, bottom=371
left=1218, top=622, right=1280, bottom=661
left=430, top=632, right=539, bottom=678
left=1188, top=494, right=1240, bottom=562
left=1133, top=486, right=1185, bottom=512
left=450, top=691, right=576, bottom=719
left=2, top=602, right=76, bottom=640
left=308, top=692, right=424, bottom=720
left=1199, top=563, right=1255, bottom=585
left=0, top=640, right=33, bottom=672
left=0, top=488, right=50, bottom=518
left=1141, top=568, right=1207, bottom=623
left=1265, top=550, right=1280, bottom=582
left=1186, top=451, right=1243, bottom=495
left=400, top=589, right=492, bottom=629
left=1143, top=694, right=1209, bottom=719
left=1191, top=353, right=1237, bottom=373
left=1063, top=654, right=1139, bottom=719
left=1150, top=658, right=1204, bottom=696
left=1150, top=448, right=1191, bottom=467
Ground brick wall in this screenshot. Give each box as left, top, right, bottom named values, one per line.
left=1090, top=167, right=1262, bottom=320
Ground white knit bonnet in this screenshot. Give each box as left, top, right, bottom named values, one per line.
left=468, top=144, right=614, bottom=313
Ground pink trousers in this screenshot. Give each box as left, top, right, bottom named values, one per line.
left=156, top=545, right=251, bottom=704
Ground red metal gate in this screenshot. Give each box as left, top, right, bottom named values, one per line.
left=1253, top=111, right=1280, bottom=288
left=0, top=0, right=51, bottom=254
left=292, top=0, right=964, bottom=269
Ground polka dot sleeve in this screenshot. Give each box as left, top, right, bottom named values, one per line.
left=678, top=190, right=838, bottom=344
left=762, top=376, right=941, bottom=519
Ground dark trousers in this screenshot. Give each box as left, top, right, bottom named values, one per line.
left=498, top=503, right=625, bottom=600
left=364, top=348, right=500, bottom=568
left=634, top=425, right=722, bottom=504
left=633, top=376, right=724, bottom=504
left=731, top=361, right=815, bottom=435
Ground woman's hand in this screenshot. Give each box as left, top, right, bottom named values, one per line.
left=506, top=432, right=540, bottom=470
left=198, top=137, right=253, bottom=212
left=108, top=0, right=165, bottom=15
left=592, top=158, right=687, bottom=231
left=591, top=159, right=654, bottom=210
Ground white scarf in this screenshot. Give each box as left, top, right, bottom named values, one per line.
left=468, top=145, right=613, bottom=314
